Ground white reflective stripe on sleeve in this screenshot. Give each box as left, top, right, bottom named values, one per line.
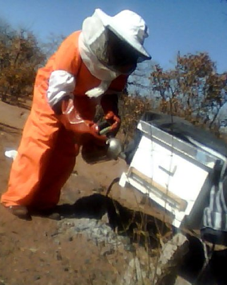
left=47, top=70, right=75, bottom=107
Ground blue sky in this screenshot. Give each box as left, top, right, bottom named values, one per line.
left=0, top=0, right=227, bottom=73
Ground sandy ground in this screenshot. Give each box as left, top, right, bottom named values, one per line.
left=0, top=101, right=161, bottom=285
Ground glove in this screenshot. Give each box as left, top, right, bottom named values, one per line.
left=100, top=94, right=121, bottom=136
left=57, top=98, right=107, bottom=146
left=104, top=111, right=121, bottom=136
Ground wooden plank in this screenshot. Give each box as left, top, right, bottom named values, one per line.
left=130, top=167, right=188, bottom=211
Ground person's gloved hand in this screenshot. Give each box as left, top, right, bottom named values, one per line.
left=104, top=111, right=121, bottom=136
left=58, top=98, right=107, bottom=146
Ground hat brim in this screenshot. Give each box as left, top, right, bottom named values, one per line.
left=96, top=9, right=151, bottom=60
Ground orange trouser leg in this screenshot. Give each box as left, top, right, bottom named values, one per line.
left=29, top=126, right=77, bottom=209
left=1, top=84, right=78, bottom=209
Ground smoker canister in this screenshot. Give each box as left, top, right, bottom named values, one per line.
left=81, top=137, right=123, bottom=164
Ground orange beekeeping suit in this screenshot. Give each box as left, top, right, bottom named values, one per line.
left=1, top=31, right=127, bottom=209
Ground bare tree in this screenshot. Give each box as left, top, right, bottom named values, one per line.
left=0, top=19, right=46, bottom=107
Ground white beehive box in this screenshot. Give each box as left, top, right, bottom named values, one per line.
left=119, top=120, right=226, bottom=229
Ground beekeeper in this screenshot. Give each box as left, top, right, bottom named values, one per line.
left=1, top=8, right=151, bottom=220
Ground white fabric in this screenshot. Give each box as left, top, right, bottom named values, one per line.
left=79, top=8, right=150, bottom=98
left=79, top=16, right=120, bottom=98
left=95, top=9, right=150, bottom=58
left=47, top=70, right=75, bottom=107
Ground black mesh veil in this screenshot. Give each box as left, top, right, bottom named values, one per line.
left=89, top=27, right=149, bottom=73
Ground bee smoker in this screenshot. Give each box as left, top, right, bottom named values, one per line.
left=81, top=120, right=125, bottom=164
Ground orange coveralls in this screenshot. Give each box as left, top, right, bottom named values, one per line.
left=1, top=31, right=127, bottom=210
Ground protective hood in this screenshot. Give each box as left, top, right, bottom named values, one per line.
left=95, top=9, right=151, bottom=60
left=79, top=8, right=151, bottom=98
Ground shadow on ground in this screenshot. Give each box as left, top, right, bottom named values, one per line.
left=57, top=193, right=170, bottom=246
left=55, top=193, right=227, bottom=285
